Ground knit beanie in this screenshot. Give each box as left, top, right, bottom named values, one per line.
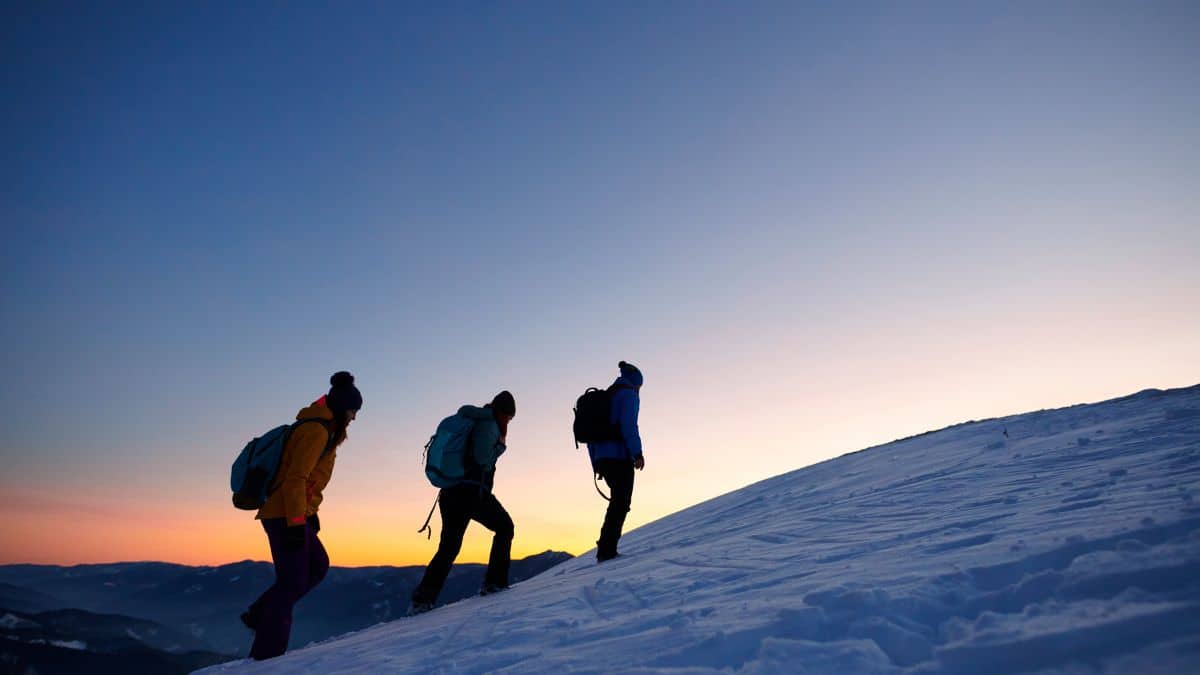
left=491, top=390, right=516, bottom=417
left=618, top=361, right=644, bottom=388
left=326, top=371, right=363, bottom=412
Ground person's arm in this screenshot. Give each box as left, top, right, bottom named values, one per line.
left=307, top=450, right=337, bottom=513
left=278, top=424, right=329, bottom=526
left=471, top=420, right=502, bottom=469
left=619, top=392, right=642, bottom=460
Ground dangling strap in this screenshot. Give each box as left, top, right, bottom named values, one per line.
left=417, top=494, right=440, bottom=540
left=594, top=472, right=611, bottom=502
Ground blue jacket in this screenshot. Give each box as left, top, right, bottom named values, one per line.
left=587, top=375, right=642, bottom=464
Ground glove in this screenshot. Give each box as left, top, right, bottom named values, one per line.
left=307, top=513, right=321, bottom=534
left=283, top=524, right=306, bottom=552
left=633, top=455, right=645, bottom=470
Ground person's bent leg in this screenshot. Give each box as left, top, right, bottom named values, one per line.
left=474, top=492, right=514, bottom=588
left=301, top=527, right=330, bottom=598
left=246, top=522, right=327, bottom=630
left=250, top=519, right=311, bottom=660
left=412, top=486, right=474, bottom=605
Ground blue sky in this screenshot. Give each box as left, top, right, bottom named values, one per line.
left=2, top=2, right=1197, bottom=564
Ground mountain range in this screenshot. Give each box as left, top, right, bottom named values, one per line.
left=0, top=551, right=571, bottom=674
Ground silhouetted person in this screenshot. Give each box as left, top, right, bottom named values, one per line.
left=588, top=361, right=644, bottom=562
left=243, top=371, right=363, bottom=661
left=410, top=391, right=516, bottom=614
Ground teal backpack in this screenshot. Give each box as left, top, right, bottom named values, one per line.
left=423, top=413, right=475, bottom=488
left=230, top=418, right=331, bottom=510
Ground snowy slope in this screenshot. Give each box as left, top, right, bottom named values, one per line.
left=199, top=385, right=1200, bottom=674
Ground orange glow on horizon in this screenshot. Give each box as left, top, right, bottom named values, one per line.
left=3, top=370, right=1197, bottom=567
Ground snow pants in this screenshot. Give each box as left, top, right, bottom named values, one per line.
left=248, top=517, right=329, bottom=660
left=595, top=458, right=635, bottom=558
left=413, top=484, right=514, bottom=605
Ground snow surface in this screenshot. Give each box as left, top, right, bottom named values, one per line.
left=25, top=638, right=87, bottom=650
left=0, top=614, right=37, bottom=630
left=198, top=386, right=1200, bottom=674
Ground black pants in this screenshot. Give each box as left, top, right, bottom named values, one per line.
left=248, top=518, right=329, bottom=660
left=595, top=459, right=635, bottom=557
left=413, top=484, right=513, bottom=604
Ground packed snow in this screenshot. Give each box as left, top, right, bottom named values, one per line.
left=198, top=386, right=1200, bottom=674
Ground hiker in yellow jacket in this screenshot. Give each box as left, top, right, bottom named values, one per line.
left=244, top=371, right=363, bottom=661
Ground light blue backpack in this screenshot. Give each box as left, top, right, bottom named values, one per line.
left=423, top=413, right=475, bottom=488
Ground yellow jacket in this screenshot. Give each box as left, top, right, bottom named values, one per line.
left=256, top=403, right=337, bottom=525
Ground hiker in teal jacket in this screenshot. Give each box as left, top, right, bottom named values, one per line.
left=460, top=403, right=508, bottom=490
left=410, top=391, right=516, bottom=614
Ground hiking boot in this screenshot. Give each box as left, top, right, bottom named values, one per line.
left=480, top=582, right=509, bottom=596
left=597, top=550, right=620, bottom=563
left=407, top=600, right=434, bottom=617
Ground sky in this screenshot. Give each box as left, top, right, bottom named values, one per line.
left=1, top=1, right=1197, bottom=567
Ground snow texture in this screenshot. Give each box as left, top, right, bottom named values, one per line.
left=198, top=386, right=1200, bottom=674
left=0, top=614, right=37, bottom=630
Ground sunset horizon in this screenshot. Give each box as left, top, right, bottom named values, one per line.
left=4, top=378, right=1197, bottom=568
left=3, top=1, right=1197, bottom=571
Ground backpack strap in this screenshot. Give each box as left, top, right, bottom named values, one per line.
left=293, top=417, right=336, bottom=457
left=594, top=472, right=611, bottom=502
left=417, top=493, right=439, bottom=540
left=264, top=418, right=337, bottom=498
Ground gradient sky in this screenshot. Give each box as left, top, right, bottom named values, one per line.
left=2, top=2, right=1198, bottom=567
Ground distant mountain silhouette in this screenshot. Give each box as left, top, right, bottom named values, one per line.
left=0, top=581, right=61, bottom=613
left=0, top=550, right=572, bottom=668
left=0, top=605, right=228, bottom=674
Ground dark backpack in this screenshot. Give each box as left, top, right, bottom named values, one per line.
left=230, top=418, right=332, bottom=510
left=573, top=385, right=628, bottom=447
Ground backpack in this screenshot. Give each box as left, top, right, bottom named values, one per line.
left=230, top=418, right=331, bottom=510
left=573, top=385, right=628, bottom=447
left=423, top=413, right=476, bottom=488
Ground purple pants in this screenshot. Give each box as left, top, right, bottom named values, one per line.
left=248, top=517, right=329, bottom=660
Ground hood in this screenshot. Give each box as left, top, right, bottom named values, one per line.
left=296, top=403, right=335, bottom=421
left=617, top=361, right=644, bottom=387
left=613, top=375, right=642, bottom=390
left=458, top=405, right=496, bottom=420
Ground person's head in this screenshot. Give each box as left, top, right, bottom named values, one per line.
left=490, top=390, right=516, bottom=424
left=618, top=360, right=643, bottom=389
left=326, top=371, right=363, bottom=446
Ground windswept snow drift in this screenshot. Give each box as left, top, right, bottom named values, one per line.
left=200, top=385, right=1200, bottom=674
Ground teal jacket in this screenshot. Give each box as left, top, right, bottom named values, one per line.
left=458, top=405, right=506, bottom=488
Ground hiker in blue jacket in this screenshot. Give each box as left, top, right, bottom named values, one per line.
left=410, top=391, right=516, bottom=614
left=588, top=361, right=644, bottom=562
